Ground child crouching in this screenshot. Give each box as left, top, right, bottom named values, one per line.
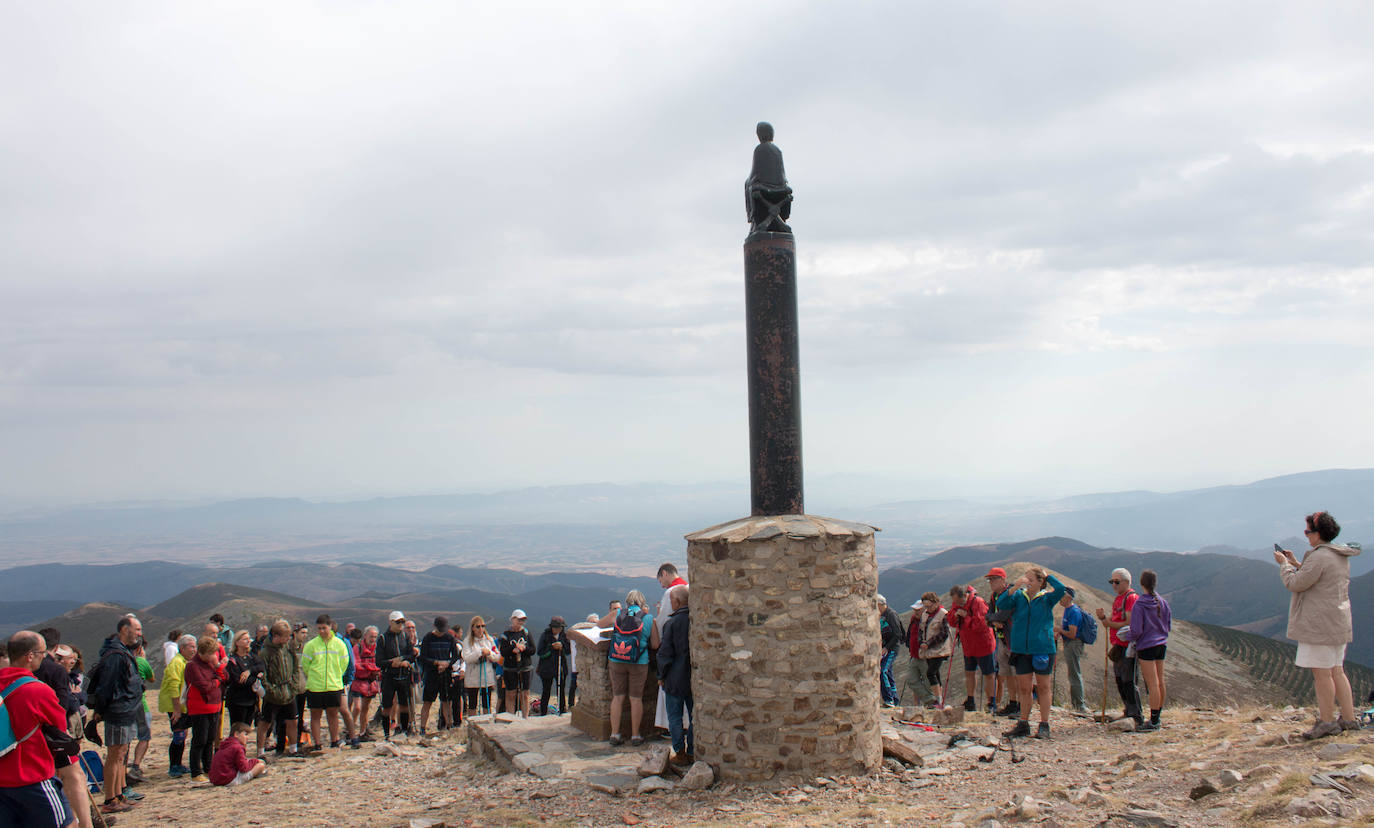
left=210, top=722, right=269, bottom=787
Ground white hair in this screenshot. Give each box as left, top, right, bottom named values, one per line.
left=586, top=613, right=600, bottom=623
left=363, top=625, right=378, bottom=635
left=876, top=594, right=887, bottom=606
left=177, top=634, right=197, bottom=648
left=1111, top=567, right=1132, bottom=587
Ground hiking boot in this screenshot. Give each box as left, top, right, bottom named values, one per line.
left=1002, top=720, right=1031, bottom=739
left=125, top=764, right=145, bottom=784
left=349, top=737, right=361, bottom=749
left=1135, top=720, right=1158, bottom=732
left=1301, top=720, right=1342, bottom=740
left=101, top=800, right=133, bottom=815
left=167, top=765, right=189, bottom=778
left=963, top=697, right=977, bottom=712
left=120, top=788, right=143, bottom=801
left=1338, top=718, right=1362, bottom=732
left=1035, top=722, right=1051, bottom=740
left=997, top=701, right=1020, bottom=717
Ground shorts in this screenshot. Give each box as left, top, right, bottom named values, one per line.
left=260, top=700, right=297, bottom=723
left=963, top=653, right=996, bottom=674
left=228, top=702, right=258, bottom=725
left=1136, top=644, right=1167, bottom=661
left=381, top=676, right=411, bottom=708
left=1295, top=642, right=1346, bottom=669
left=306, top=690, right=342, bottom=710
left=104, top=718, right=139, bottom=746
left=0, top=777, right=74, bottom=828
left=136, top=710, right=152, bottom=742
left=422, top=674, right=452, bottom=702
left=607, top=661, right=648, bottom=697
left=994, top=640, right=1012, bottom=674
left=503, top=670, right=531, bottom=693
left=1009, top=653, right=1055, bottom=676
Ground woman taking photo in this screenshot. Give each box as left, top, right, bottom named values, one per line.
left=461, top=617, right=502, bottom=715
left=1125, top=570, right=1171, bottom=731
left=995, top=567, right=1066, bottom=740
left=1274, top=510, right=1361, bottom=739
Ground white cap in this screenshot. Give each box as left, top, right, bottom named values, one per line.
left=511, top=609, right=527, bottom=619
left=388, top=611, right=405, bottom=622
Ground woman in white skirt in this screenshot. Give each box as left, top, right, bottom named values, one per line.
left=1274, top=510, right=1361, bottom=739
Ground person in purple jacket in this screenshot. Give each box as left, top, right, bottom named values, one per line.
left=1124, top=569, right=1172, bottom=731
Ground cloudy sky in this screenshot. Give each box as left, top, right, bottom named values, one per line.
left=3, top=2, right=1373, bottom=506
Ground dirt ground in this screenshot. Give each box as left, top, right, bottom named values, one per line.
left=108, top=701, right=1373, bottom=828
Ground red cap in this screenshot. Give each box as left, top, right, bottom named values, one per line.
left=984, top=567, right=1007, bottom=579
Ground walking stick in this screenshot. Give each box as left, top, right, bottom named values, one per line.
left=1100, top=638, right=1110, bottom=727
left=940, top=630, right=959, bottom=708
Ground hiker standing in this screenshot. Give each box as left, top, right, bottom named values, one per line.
left=418, top=616, right=459, bottom=733
left=498, top=611, right=535, bottom=717
left=914, top=592, right=952, bottom=707
left=158, top=634, right=196, bottom=775
left=1056, top=588, right=1091, bottom=715
left=1276, top=510, right=1361, bottom=738
left=1, top=631, right=79, bottom=828
left=535, top=617, right=569, bottom=716
left=376, top=612, right=416, bottom=739
left=91, top=617, right=146, bottom=812
left=984, top=568, right=1016, bottom=716
left=997, top=567, right=1066, bottom=740
left=949, top=584, right=996, bottom=713
left=302, top=614, right=352, bottom=749
left=1123, top=570, right=1171, bottom=731
left=657, top=585, right=693, bottom=765
left=461, top=617, right=501, bottom=715
left=1095, top=568, right=1143, bottom=727
left=652, top=563, right=688, bottom=734
left=876, top=594, right=904, bottom=708
left=599, top=590, right=659, bottom=747
left=349, top=626, right=381, bottom=740
left=225, top=632, right=265, bottom=742
left=184, top=636, right=225, bottom=783
left=257, top=621, right=301, bottom=757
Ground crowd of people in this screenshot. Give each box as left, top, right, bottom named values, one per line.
left=0, top=562, right=694, bottom=827
left=879, top=510, right=1365, bottom=741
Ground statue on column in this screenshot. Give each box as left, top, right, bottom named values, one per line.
left=745, top=122, right=792, bottom=234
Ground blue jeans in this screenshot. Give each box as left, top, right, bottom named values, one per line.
left=665, top=692, right=694, bottom=755
left=880, top=649, right=899, bottom=704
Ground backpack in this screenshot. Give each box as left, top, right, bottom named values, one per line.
left=1074, top=607, right=1099, bottom=645
left=0, top=676, right=40, bottom=758
left=609, top=609, right=645, bottom=663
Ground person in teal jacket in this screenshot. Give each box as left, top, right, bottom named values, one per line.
left=995, top=567, right=1066, bottom=740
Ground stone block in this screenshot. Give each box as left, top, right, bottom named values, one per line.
left=637, top=746, right=670, bottom=778
left=679, top=760, right=715, bottom=790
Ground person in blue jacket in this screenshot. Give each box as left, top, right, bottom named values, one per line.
left=995, top=567, right=1066, bottom=740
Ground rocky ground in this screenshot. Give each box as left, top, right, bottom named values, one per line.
left=115, top=704, right=1373, bottom=827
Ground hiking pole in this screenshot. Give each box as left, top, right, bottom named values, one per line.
left=940, top=631, right=959, bottom=708
left=1100, top=638, right=1110, bottom=727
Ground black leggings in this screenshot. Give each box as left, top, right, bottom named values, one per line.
left=188, top=713, right=216, bottom=777
left=538, top=675, right=565, bottom=715
left=465, top=686, right=494, bottom=714
left=926, top=657, right=947, bottom=687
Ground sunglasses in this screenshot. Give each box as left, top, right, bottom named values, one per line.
left=473, top=624, right=485, bottom=629
left=1108, top=579, right=1122, bottom=585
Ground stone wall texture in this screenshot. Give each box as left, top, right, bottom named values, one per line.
left=686, top=514, right=882, bottom=783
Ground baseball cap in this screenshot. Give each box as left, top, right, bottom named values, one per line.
left=1064, top=586, right=1076, bottom=598
left=511, top=609, right=527, bottom=619
left=985, top=567, right=1007, bottom=579
left=388, top=611, right=405, bottom=622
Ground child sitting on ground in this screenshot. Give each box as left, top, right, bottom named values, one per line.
left=210, top=722, right=269, bottom=787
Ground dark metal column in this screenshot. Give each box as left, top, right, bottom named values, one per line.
left=744, top=231, right=803, bottom=516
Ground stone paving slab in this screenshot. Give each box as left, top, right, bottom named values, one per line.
left=466, top=713, right=667, bottom=785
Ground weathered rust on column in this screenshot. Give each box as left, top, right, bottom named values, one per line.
left=744, top=232, right=803, bottom=516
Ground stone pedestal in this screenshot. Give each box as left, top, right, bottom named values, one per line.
left=568, top=626, right=657, bottom=741
left=686, top=514, right=882, bottom=784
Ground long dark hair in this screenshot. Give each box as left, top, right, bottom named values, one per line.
left=1139, top=569, right=1158, bottom=596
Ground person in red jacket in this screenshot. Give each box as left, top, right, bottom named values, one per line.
left=948, top=584, right=997, bottom=714
left=209, top=722, right=268, bottom=787
left=184, top=636, right=226, bottom=783
left=1, top=631, right=77, bottom=828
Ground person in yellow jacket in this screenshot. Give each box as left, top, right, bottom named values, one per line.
left=301, top=614, right=352, bottom=750
left=158, top=634, right=196, bottom=776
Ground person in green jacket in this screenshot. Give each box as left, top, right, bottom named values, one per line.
left=128, top=639, right=155, bottom=790
left=301, top=614, right=352, bottom=749
left=158, top=634, right=196, bottom=777
left=995, top=567, right=1067, bottom=740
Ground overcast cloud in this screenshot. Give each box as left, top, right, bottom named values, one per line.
left=3, top=1, right=1373, bottom=505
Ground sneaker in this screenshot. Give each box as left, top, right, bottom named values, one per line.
left=116, top=796, right=139, bottom=809
left=963, top=697, right=977, bottom=712
left=349, top=737, right=361, bottom=749
left=125, top=765, right=146, bottom=784
left=121, top=788, right=143, bottom=801
left=167, top=765, right=188, bottom=779
left=1301, top=720, right=1342, bottom=740
left=330, top=741, right=340, bottom=749
left=101, top=800, right=133, bottom=815
left=1035, top=722, right=1051, bottom=740
left=1136, top=720, right=1159, bottom=732
left=190, top=775, right=209, bottom=783
left=359, top=732, right=376, bottom=742
left=1072, top=706, right=1092, bottom=716
left=630, top=736, right=645, bottom=747
left=1337, top=718, right=1362, bottom=732
left=997, top=701, right=1020, bottom=717
left=1002, top=720, right=1031, bottom=739
left=609, top=734, right=624, bottom=747
left=986, top=701, right=997, bottom=715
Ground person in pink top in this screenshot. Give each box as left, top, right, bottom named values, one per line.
left=209, top=722, right=268, bottom=787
